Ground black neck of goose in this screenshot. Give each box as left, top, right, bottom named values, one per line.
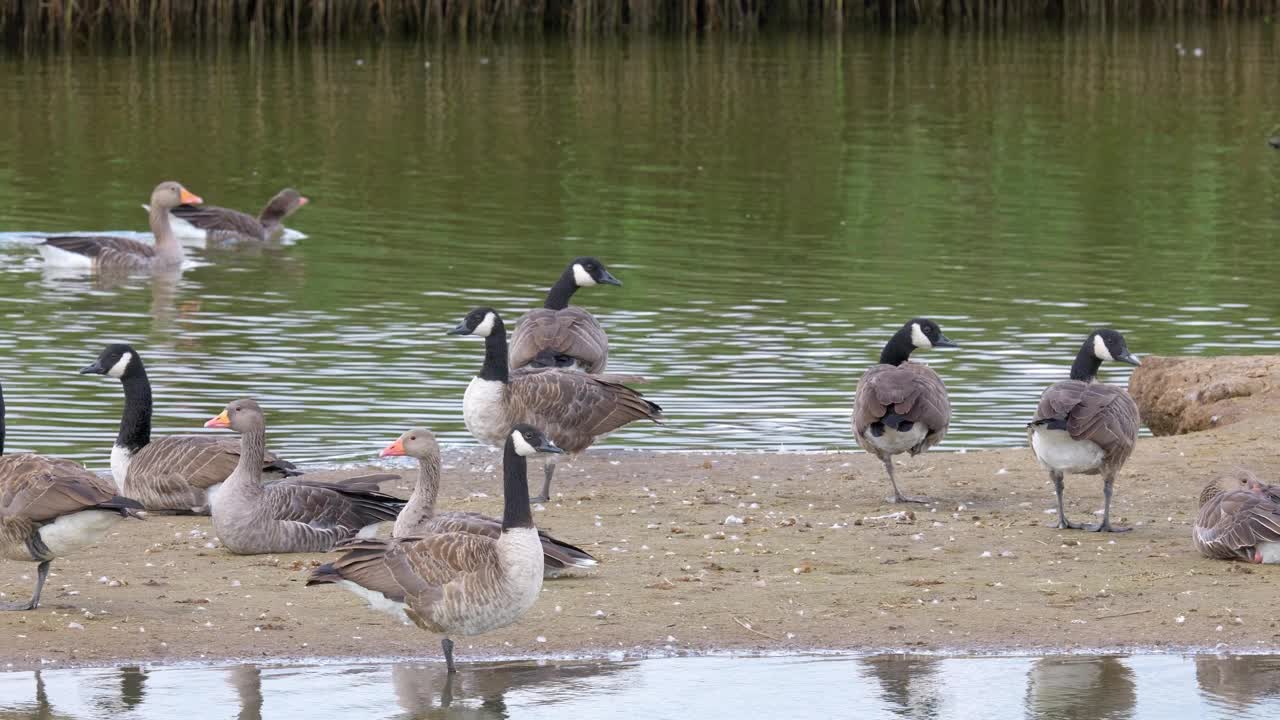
left=543, top=269, right=579, bottom=310
left=118, top=365, right=153, bottom=452
left=480, top=318, right=510, bottom=384
left=501, top=440, right=534, bottom=530
left=1069, top=339, right=1103, bottom=382
left=878, top=328, right=916, bottom=366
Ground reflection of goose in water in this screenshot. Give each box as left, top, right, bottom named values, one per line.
left=392, top=660, right=630, bottom=719
left=229, top=665, right=264, bottom=720
left=860, top=655, right=942, bottom=719
left=14, top=671, right=73, bottom=720
left=1026, top=657, right=1135, bottom=720
left=1195, top=655, right=1280, bottom=711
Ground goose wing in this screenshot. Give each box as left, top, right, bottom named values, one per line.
left=131, top=435, right=297, bottom=491
left=44, top=235, right=155, bottom=265
left=1033, top=380, right=1139, bottom=463
left=317, top=535, right=498, bottom=618
left=509, top=308, right=609, bottom=373
left=853, top=363, right=951, bottom=445
left=508, top=370, right=663, bottom=450
left=0, top=455, right=135, bottom=521
left=1195, top=490, right=1280, bottom=560
left=262, top=481, right=403, bottom=531
left=170, top=205, right=265, bottom=240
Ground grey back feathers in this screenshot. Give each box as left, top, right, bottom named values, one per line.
left=1194, top=471, right=1280, bottom=562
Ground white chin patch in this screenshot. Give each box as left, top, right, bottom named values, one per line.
left=474, top=312, right=497, bottom=338
left=910, top=323, right=932, bottom=349
left=511, top=431, right=538, bottom=457
left=107, top=352, right=133, bottom=379
left=1092, top=334, right=1114, bottom=361
left=572, top=263, right=597, bottom=287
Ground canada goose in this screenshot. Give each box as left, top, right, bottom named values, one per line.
left=1194, top=471, right=1280, bottom=563
left=449, top=307, right=663, bottom=502
left=383, top=426, right=596, bottom=577
left=1028, top=329, right=1141, bottom=533
left=509, top=257, right=621, bottom=373
left=203, top=398, right=404, bottom=554
left=851, top=319, right=958, bottom=504
left=80, top=344, right=299, bottom=513
left=0, top=380, right=143, bottom=610
left=308, top=424, right=562, bottom=673
left=40, top=182, right=202, bottom=272
left=160, top=188, right=309, bottom=243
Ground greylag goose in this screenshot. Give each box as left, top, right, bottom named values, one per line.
left=80, top=344, right=299, bottom=513
left=203, top=398, right=404, bottom=554
left=1028, top=329, right=1141, bottom=533
left=40, top=182, right=201, bottom=272
left=308, top=424, right=562, bottom=672
left=0, top=380, right=142, bottom=610
left=383, top=426, right=596, bottom=577
left=163, top=188, right=308, bottom=243
left=1194, top=471, right=1280, bottom=563
left=449, top=307, right=663, bottom=502
left=852, top=319, right=958, bottom=504
left=509, top=257, right=620, bottom=373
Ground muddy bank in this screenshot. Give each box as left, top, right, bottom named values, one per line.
left=1130, top=355, right=1280, bottom=435
left=3, top=417, right=1280, bottom=671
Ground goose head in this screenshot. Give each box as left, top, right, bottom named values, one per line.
left=80, top=343, right=142, bottom=380
left=906, top=318, right=957, bottom=350
left=508, top=424, right=564, bottom=457
left=150, top=181, right=203, bottom=210
left=204, top=398, right=265, bottom=433
left=1199, top=470, right=1269, bottom=507
left=1090, top=329, right=1141, bottom=366
left=381, top=427, right=439, bottom=459
left=448, top=307, right=501, bottom=338
left=569, top=257, right=621, bottom=288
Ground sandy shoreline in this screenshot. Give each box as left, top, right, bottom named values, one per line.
left=2, top=417, right=1279, bottom=671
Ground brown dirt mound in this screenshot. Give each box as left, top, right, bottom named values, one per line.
left=1129, top=355, right=1280, bottom=435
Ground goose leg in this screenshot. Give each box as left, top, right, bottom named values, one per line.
left=531, top=456, right=557, bottom=504
left=1087, top=472, right=1131, bottom=533
left=1, top=561, right=50, bottom=611
left=1050, top=471, right=1085, bottom=530
left=883, top=456, right=928, bottom=504
left=442, top=637, right=457, bottom=674
left=441, top=670, right=455, bottom=707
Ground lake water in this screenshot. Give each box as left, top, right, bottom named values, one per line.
left=3, top=654, right=1280, bottom=719
left=2, top=24, right=1280, bottom=465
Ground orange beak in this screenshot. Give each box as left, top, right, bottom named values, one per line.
left=298, top=196, right=310, bottom=206
left=179, top=187, right=204, bottom=205
left=204, top=410, right=230, bottom=429
left=380, top=438, right=405, bottom=458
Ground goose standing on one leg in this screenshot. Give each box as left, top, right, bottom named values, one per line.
left=0, top=380, right=142, bottom=610
left=40, top=182, right=202, bottom=272
left=79, top=344, right=298, bottom=513
left=509, top=257, right=621, bottom=373
left=1028, top=329, right=1140, bottom=533
left=449, top=307, right=663, bottom=503
left=203, top=398, right=404, bottom=554
left=308, top=424, right=562, bottom=673
left=382, top=427, right=596, bottom=577
left=852, top=319, right=958, bottom=504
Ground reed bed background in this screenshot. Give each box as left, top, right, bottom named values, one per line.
left=3, top=0, right=1280, bottom=45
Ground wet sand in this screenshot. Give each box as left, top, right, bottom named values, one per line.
left=2, top=416, right=1279, bottom=670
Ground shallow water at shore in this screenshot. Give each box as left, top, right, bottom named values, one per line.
left=4, top=654, right=1280, bottom=719
left=1, top=26, right=1280, bottom=464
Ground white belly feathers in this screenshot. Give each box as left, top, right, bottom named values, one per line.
left=1031, top=427, right=1104, bottom=474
